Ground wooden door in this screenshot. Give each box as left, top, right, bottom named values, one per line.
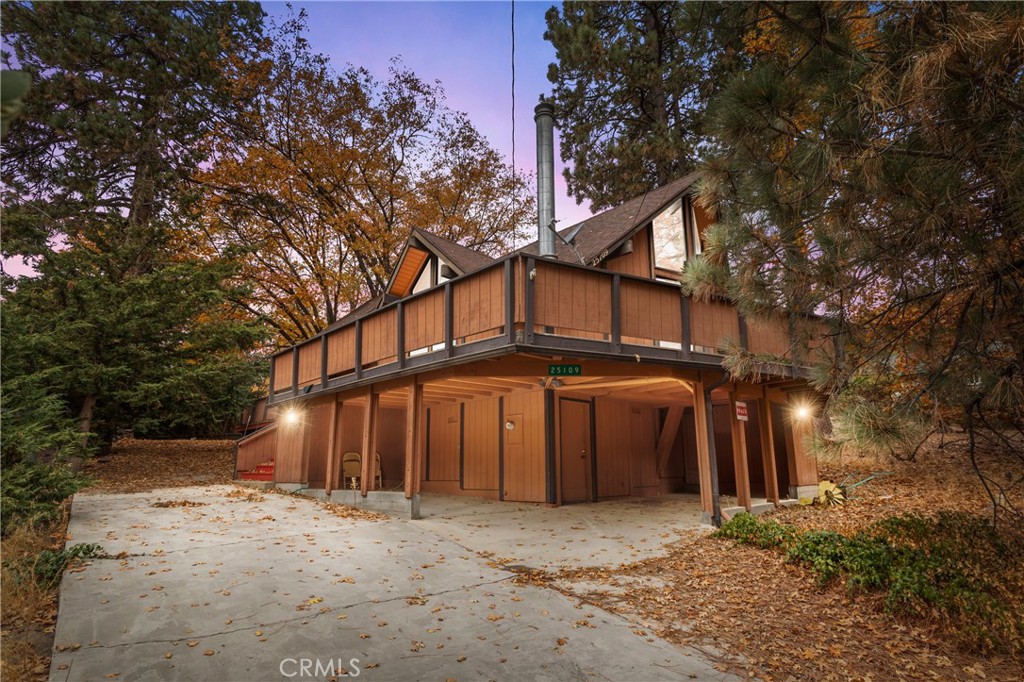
left=559, top=399, right=593, bottom=503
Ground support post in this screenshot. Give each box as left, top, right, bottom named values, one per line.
left=758, top=390, right=780, bottom=503
left=320, top=335, right=329, bottom=388
left=404, top=379, right=423, bottom=499
left=692, top=382, right=714, bottom=517
left=291, top=347, right=299, bottom=398
left=325, top=397, right=340, bottom=495
left=360, top=388, right=379, bottom=496
left=444, top=282, right=454, bottom=358
left=729, top=392, right=752, bottom=511
left=787, top=396, right=819, bottom=499
left=505, top=259, right=515, bottom=344
left=524, top=257, right=536, bottom=345
left=611, top=274, right=622, bottom=353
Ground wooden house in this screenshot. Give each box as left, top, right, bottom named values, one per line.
left=236, top=104, right=819, bottom=522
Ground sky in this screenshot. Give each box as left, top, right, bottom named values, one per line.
left=264, top=0, right=594, bottom=228
left=2, top=1, right=589, bottom=278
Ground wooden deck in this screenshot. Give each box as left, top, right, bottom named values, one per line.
left=267, top=254, right=797, bottom=406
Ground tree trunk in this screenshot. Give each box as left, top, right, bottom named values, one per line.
left=78, top=394, right=96, bottom=456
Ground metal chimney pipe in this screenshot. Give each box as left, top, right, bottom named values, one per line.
left=534, top=101, right=556, bottom=258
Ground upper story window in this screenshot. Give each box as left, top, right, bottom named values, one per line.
left=652, top=197, right=702, bottom=274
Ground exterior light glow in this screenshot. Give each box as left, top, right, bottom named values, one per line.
left=794, top=404, right=812, bottom=421
left=282, top=408, right=301, bottom=426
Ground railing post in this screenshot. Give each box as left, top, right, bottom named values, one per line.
left=396, top=301, right=406, bottom=369
left=680, top=296, right=692, bottom=360
left=611, top=274, right=622, bottom=353
left=444, top=281, right=454, bottom=358
left=291, top=346, right=299, bottom=398
left=320, top=334, right=329, bottom=388
left=524, top=257, right=536, bottom=345
left=267, top=353, right=276, bottom=401
left=504, top=259, right=515, bottom=344
left=354, top=320, right=363, bottom=380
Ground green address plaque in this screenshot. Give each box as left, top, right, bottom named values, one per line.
left=548, top=364, right=582, bottom=376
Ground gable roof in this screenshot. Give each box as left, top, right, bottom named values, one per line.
left=518, top=173, right=698, bottom=265
left=411, top=229, right=497, bottom=276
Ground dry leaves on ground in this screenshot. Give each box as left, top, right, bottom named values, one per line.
left=547, top=442, right=1024, bottom=682
left=83, top=439, right=235, bottom=493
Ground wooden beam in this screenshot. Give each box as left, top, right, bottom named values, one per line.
left=656, top=406, right=685, bottom=477
left=360, top=387, right=378, bottom=496
left=730, top=393, right=752, bottom=511
left=758, top=390, right=780, bottom=503
left=324, top=397, right=340, bottom=495
left=404, top=379, right=422, bottom=499
left=691, top=379, right=713, bottom=515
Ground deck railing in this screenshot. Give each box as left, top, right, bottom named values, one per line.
left=267, top=254, right=795, bottom=404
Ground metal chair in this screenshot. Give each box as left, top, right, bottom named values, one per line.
left=341, top=452, right=361, bottom=489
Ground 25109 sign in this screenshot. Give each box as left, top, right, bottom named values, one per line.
left=548, top=364, right=582, bottom=376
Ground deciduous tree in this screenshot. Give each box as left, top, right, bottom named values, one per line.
left=196, top=12, right=534, bottom=345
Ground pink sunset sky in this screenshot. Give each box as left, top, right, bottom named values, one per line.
left=268, top=0, right=592, bottom=227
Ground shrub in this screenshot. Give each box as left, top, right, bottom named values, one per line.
left=713, top=513, right=799, bottom=549
left=786, top=530, right=849, bottom=586
left=715, top=510, right=1024, bottom=653
left=0, top=462, right=91, bottom=535
left=6, top=543, right=105, bottom=589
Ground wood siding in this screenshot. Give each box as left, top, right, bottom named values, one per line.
left=297, top=341, right=320, bottom=387
left=621, top=279, right=682, bottom=345
left=272, top=354, right=292, bottom=393
left=236, top=424, right=278, bottom=472
left=747, top=316, right=791, bottom=358
left=304, top=399, right=334, bottom=486
left=462, top=397, right=500, bottom=491
left=327, top=326, right=356, bottom=376
left=502, top=389, right=547, bottom=503
left=534, top=261, right=612, bottom=339
left=603, top=225, right=652, bottom=278
left=274, top=422, right=306, bottom=483
left=594, top=397, right=632, bottom=498
left=427, top=403, right=460, bottom=482
left=691, top=299, right=740, bottom=351
left=361, top=306, right=397, bottom=366
left=453, top=267, right=505, bottom=342
left=404, top=288, right=445, bottom=352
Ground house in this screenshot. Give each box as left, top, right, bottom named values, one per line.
left=236, top=103, right=820, bottom=522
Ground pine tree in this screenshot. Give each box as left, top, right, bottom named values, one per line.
left=544, top=1, right=746, bottom=210
left=689, top=3, right=1024, bottom=521
left=1, top=1, right=268, bottom=455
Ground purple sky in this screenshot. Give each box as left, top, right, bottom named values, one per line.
left=3, top=1, right=589, bottom=278
left=265, top=0, right=593, bottom=229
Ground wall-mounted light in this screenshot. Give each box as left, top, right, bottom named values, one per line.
left=505, top=420, right=516, bottom=431
left=792, top=403, right=813, bottom=421
left=282, top=407, right=302, bottom=427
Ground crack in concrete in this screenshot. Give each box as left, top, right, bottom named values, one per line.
left=64, top=576, right=514, bottom=652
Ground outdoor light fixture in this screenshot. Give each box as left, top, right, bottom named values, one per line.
left=282, top=407, right=302, bottom=427
left=505, top=420, right=516, bottom=431
left=793, top=404, right=813, bottom=421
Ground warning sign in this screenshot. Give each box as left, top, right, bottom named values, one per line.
left=735, top=401, right=749, bottom=422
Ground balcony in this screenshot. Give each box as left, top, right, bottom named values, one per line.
left=267, top=254, right=795, bottom=405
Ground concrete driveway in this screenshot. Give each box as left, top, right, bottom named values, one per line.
left=50, top=486, right=735, bottom=682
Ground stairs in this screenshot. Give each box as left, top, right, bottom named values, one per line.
left=238, top=460, right=274, bottom=481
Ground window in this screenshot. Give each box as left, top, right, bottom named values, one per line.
left=652, top=199, right=686, bottom=271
